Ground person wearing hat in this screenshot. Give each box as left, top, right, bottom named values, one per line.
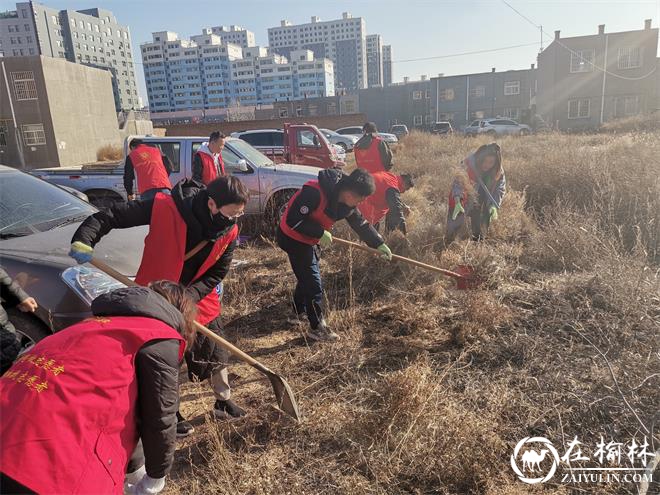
left=446, top=143, right=506, bottom=243
left=69, top=176, right=250, bottom=432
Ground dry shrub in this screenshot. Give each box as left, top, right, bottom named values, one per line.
left=601, top=112, right=660, bottom=134
left=96, top=143, right=123, bottom=161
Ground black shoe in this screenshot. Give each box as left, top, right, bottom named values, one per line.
left=214, top=399, right=247, bottom=420
left=176, top=411, right=194, bottom=437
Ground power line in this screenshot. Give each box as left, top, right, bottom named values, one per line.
left=391, top=42, right=539, bottom=64
left=500, top=0, right=657, bottom=81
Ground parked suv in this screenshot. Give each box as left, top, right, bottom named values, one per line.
left=319, top=128, right=358, bottom=152
left=389, top=124, right=409, bottom=139
left=464, top=118, right=531, bottom=136
left=430, top=121, right=453, bottom=135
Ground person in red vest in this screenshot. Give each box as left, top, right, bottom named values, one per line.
left=359, top=172, right=414, bottom=235
left=192, top=131, right=226, bottom=185
left=124, top=139, right=173, bottom=201
left=354, top=122, right=394, bottom=174
left=446, top=143, right=506, bottom=243
left=277, top=168, right=392, bottom=341
left=0, top=282, right=197, bottom=495
left=69, top=176, right=250, bottom=433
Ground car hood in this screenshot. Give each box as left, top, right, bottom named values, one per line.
left=0, top=222, right=147, bottom=277
left=260, top=162, right=320, bottom=179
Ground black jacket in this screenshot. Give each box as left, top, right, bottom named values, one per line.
left=123, top=152, right=173, bottom=196
left=91, top=286, right=185, bottom=479
left=0, top=267, right=28, bottom=374
left=72, top=180, right=236, bottom=303
left=354, top=134, right=393, bottom=170
left=281, top=168, right=384, bottom=248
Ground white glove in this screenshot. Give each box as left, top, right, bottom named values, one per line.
left=124, top=465, right=147, bottom=494
left=133, top=474, right=166, bottom=495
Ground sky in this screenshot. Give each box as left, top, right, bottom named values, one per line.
left=2, top=0, right=658, bottom=102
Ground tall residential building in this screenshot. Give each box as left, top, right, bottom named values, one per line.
left=141, top=31, right=334, bottom=115
left=267, top=12, right=367, bottom=91
left=382, top=45, right=393, bottom=86
left=208, top=25, right=255, bottom=48
left=366, top=34, right=383, bottom=87
left=0, top=2, right=139, bottom=110
left=537, top=20, right=659, bottom=129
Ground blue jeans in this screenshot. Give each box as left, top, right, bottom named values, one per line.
left=276, top=228, right=323, bottom=329
left=140, top=188, right=171, bottom=201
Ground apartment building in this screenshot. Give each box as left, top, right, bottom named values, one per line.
left=267, top=12, right=367, bottom=91
left=382, top=44, right=393, bottom=87
left=141, top=30, right=334, bottom=114
left=0, top=2, right=138, bottom=110
left=208, top=25, right=255, bottom=48
left=366, top=34, right=383, bottom=87
left=537, top=20, right=659, bottom=129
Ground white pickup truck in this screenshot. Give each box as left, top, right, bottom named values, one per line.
left=32, top=135, right=320, bottom=232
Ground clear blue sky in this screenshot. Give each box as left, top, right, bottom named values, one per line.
left=3, top=0, right=658, bottom=101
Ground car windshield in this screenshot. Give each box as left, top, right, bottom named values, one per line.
left=321, top=129, right=338, bottom=137
left=226, top=139, right=273, bottom=168
left=392, top=125, right=406, bottom=131
left=0, top=169, right=96, bottom=238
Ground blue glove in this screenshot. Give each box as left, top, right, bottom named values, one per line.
left=69, top=241, right=93, bottom=264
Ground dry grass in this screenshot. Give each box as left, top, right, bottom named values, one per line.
left=96, top=143, right=123, bottom=161
left=168, top=130, right=659, bottom=495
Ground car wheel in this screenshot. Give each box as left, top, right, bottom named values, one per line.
left=487, top=130, right=497, bottom=136
left=519, top=129, right=529, bottom=136
left=263, top=189, right=297, bottom=238
left=336, top=142, right=347, bottom=151
left=86, top=190, right=124, bottom=211
left=7, top=307, right=51, bottom=352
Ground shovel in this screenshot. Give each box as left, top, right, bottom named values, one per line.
left=333, top=237, right=480, bottom=290
left=90, top=258, right=301, bottom=422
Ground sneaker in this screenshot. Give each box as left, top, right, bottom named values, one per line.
left=176, top=411, right=194, bottom=437
left=307, top=319, right=340, bottom=342
left=214, top=399, right=247, bottom=420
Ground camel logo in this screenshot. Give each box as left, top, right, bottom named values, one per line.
left=511, top=436, right=560, bottom=484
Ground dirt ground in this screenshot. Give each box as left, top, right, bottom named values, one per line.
left=166, top=127, right=659, bottom=495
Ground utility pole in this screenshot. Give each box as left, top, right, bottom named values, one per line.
left=539, top=25, right=544, bottom=52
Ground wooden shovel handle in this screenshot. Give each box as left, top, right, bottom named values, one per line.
left=333, top=237, right=465, bottom=280
left=89, top=259, right=273, bottom=374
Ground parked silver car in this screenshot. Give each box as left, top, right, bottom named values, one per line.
left=464, top=118, right=531, bottom=136
left=319, top=128, right=358, bottom=151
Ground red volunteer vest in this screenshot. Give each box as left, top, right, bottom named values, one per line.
left=447, top=154, right=491, bottom=209
left=0, top=316, right=185, bottom=495
left=279, top=181, right=334, bottom=245
left=359, top=171, right=404, bottom=225
left=129, top=145, right=172, bottom=194
left=197, top=150, right=225, bottom=185
left=354, top=135, right=385, bottom=174
left=135, top=193, right=238, bottom=324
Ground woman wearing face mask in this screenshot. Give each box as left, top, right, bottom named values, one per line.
left=69, top=176, right=250, bottom=430
left=277, top=168, right=392, bottom=341
left=446, top=143, right=506, bottom=243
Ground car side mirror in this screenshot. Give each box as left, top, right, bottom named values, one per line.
left=236, top=159, right=248, bottom=172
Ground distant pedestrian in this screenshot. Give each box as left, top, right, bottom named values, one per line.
left=192, top=131, right=226, bottom=184
left=354, top=122, right=394, bottom=174
left=446, top=143, right=506, bottom=243
left=124, top=139, right=173, bottom=201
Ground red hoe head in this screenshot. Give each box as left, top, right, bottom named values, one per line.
left=453, top=264, right=481, bottom=290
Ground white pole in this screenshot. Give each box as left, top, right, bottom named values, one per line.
left=600, top=34, right=608, bottom=125
left=465, top=75, right=470, bottom=123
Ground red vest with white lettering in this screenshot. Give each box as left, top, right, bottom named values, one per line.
left=279, top=181, right=334, bottom=245
left=135, top=193, right=238, bottom=324
left=0, top=316, right=185, bottom=495
left=129, top=144, right=172, bottom=194
left=354, top=135, right=385, bottom=174
left=197, top=150, right=225, bottom=185
left=358, top=171, right=405, bottom=225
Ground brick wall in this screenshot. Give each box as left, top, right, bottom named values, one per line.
left=160, top=114, right=368, bottom=137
